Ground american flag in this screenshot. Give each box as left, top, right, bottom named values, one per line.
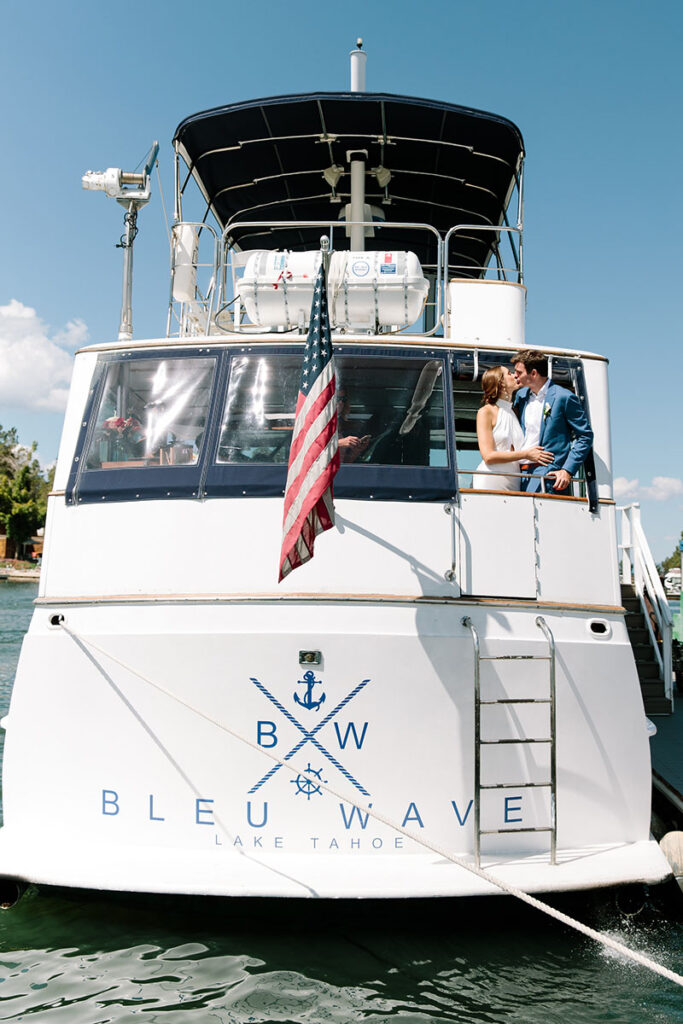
left=278, top=264, right=339, bottom=581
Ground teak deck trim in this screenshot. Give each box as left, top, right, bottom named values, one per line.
left=34, top=593, right=625, bottom=614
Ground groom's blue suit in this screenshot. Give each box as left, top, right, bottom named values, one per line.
left=513, top=380, right=594, bottom=495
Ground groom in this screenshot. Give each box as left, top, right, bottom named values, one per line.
left=512, top=349, right=593, bottom=497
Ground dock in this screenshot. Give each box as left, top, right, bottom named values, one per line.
left=0, top=568, right=40, bottom=582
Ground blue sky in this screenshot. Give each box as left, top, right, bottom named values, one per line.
left=1, top=0, right=681, bottom=561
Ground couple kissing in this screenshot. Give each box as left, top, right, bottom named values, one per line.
left=473, top=349, right=594, bottom=495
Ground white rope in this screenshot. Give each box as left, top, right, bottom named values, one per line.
left=61, top=623, right=683, bottom=987
left=155, top=160, right=172, bottom=245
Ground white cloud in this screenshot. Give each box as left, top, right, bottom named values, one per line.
left=613, top=475, right=683, bottom=503
left=53, top=318, right=90, bottom=350
left=0, top=299, right=87, bottom=412
left=641, top=476, right=683, bottom=502
left=613, top=477, right=640, bottom=500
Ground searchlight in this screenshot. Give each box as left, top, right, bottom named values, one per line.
left=82, top=141, right=159, bottom=341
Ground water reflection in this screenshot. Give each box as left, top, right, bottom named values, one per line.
left=0, top=890, right=681, bottom=1022
left=0, top=582, right=39, bottom=825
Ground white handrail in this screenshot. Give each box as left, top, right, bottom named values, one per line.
left=618, top=503, right=673, bottom=705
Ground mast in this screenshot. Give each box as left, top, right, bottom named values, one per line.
left=348, top=39, right=367, bottom=252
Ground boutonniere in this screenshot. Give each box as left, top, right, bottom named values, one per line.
left=543, top=402, right=552, bottom=419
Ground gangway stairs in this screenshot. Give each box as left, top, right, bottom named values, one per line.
left=462, top=616, right=557, bottom=867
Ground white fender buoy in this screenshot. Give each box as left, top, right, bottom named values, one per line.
left=172, top=224, right=199, bottom=303
left=660, top=831, right=683, bottom=891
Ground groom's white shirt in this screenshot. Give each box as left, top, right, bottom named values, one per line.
left=521, top=379, right=550, bottom=449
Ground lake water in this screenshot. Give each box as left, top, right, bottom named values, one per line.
left=1, top=581, right=682, bottom=1023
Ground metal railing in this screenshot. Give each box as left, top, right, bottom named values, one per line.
left=166, top=221, right=220, bottom=338
left=443, top=223, right=523, bottom=300
left=618, top=503, right=673, bottom=704
left=461, top=468, right=586, bottom=497
left=218, top=219, right=443, bottom=336
left=162, top=215, right=529, bottom=339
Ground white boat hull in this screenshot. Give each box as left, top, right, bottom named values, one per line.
left=0, top=599, right=670, bottom=896
left=0, top=835, right=669, bottom=898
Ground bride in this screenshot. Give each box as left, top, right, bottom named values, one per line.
left=472, top=366, right=552, bottom=491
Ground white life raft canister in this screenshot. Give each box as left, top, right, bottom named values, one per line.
left=236, top=250, right=428, bottom=330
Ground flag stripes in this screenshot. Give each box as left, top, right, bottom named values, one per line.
left=279, top=264, right=339, bottom=581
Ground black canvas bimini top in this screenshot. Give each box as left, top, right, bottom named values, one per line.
left=174, top=91, right=524, bottom=275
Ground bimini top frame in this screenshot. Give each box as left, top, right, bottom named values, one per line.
left=173, top=91, right=525, bottom=278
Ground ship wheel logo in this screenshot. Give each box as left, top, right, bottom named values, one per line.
left=290, top=763, right=327, bottom=800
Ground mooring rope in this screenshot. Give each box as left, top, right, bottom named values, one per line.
left=60, top=623, right=683, bottom=987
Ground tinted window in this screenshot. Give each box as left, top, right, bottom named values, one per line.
left=83, top=357, right=215, bottom=470
left=217, top=353, right=448, bottom=468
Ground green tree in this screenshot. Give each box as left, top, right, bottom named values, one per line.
left=658, top=531, right=682, bottom=575
left=0, top=424, right=51, bottom=555
left=0, top=466, right=45, bottom=546
left=0, top=425, right=20, bottom=475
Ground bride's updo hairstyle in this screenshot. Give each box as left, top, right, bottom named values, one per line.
left=481, top=366, right=506, bottom=406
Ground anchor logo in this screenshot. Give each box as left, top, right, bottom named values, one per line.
left=249, top=675, right=370, bottom=796
left=294, top=669, right=326, bottom=712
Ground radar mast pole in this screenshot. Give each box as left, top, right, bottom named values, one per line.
left=348, top=39, right=367, bottom=252
left=82, top=141, right=159, bottom=340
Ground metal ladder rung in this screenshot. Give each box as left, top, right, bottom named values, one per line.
left=480, top=782, right=551, bottom=790
left=480, top=655, right=551, bottom=661
left=481, top=738, right=551, bottom=745
left=480, top=698, right=551, bottom=705
left=480, top=826, right=553, bottom=836
left=479, top=655, right=552, bottom=663
left=462, top=614, right=558, bottom=868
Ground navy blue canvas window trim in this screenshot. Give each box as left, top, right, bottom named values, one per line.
left=67, top=348, right=220, bottom=505
left=68, top=346, right=458, bottom=505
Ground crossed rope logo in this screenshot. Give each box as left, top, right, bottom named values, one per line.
left=249, top=675, right=370, bottom=796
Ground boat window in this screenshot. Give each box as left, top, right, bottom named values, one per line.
left=452, top=351, right=587, bottom=488
left=83, top=356, right=215, bottom=470
left=217, top=353, right=448, bottom=468
left=68, top=347, right=456, bottom=505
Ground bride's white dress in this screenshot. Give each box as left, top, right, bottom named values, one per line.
left=472, top=399, right=525, bottom=491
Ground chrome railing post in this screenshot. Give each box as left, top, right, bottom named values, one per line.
left=618, top=503, right=633, bottom=586
left=444, top=503, right=458, bottom=582
left=632, top=505, right=644, bottom=598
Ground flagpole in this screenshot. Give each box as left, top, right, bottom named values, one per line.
left=320, top=233, right=330, bottom=288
